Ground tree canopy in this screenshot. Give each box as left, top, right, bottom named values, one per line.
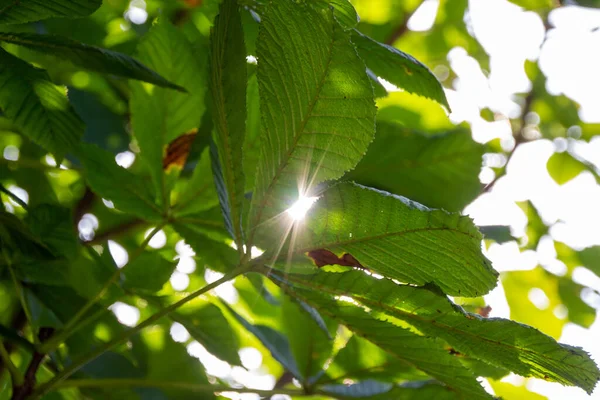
left=1, top=0, right=600, bottom=399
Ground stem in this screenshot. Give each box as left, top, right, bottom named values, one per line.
left=40, top=224, right=166, bottom=353
left=0, top=184, right=28, bottom=209
left=4, top=257, right=36, bottom=345
left=30, top=264, right=253, bottom=399
left=0, top=341, right=23, bottom=386
left=50, top=379, right=306, bottom=397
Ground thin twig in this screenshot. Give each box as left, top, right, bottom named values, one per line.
left=385, top=1, right=423, bottom=45
left=31, top=263, right=253, bottom=399
left=51, top=378, right=305, bottom=397
left=84, top=219, right=145, bottom=246
left=0, top=184, right=28, bottom=209
left=40, top=223, right=166, bottom=353
left=0, top=341, right=23, bottom=387
left=10, top=328, right=54, bottom=400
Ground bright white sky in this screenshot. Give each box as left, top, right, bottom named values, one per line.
left=445, top=0, right=600, bottom=398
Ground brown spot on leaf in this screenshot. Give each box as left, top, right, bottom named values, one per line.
left=447, top=348, right=462, bottom=356
left=307, top=249, right=364, bottom=269
left=162, top=129, right=197, bottom=171
left=476, top=305, right=492, bottom=318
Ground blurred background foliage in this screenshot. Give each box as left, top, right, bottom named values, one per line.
left=1, top=0, right=600, bottom=399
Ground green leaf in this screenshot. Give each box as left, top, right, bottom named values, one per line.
left=0, top=324, right=35, bottom=352
left=173, top=148, right=220, bottom=217
left=347, top=381, right=461, bottom=400
left=130, top=19, right=206, bottom=209
left=351, top=30, right=450, bottom=110
left=282, top=294, right=334, bottom=382
left=326, top=0, right=359, bottom=29
left=345, top=123, right=484, bottom=211
left=172, top=302, right=241, bottom=365
left=249, top=0, right=376, bottom=238
left=517, top=201, right=547, bottom=249
left=579, top=246, right=600, bottom=278
left=0, top=210, right=53, bottom=260
left=557, top=278, right=596, bottom=329
left=272, top=277, right=491, bottom=399
left=77, top=143, right=162, bottom=221
left=322, top=380, right=392, bottom=398
left=209, top=0, right=247, bottom=248
left=0, top=32, right=184, bottom=91
left=274, top=182, right=497, bottom=297
left=324, top=335, right=426, bottom=383
left=507, top=0, right=554, bottom=10
left=270, top=269, right=600, bottom=394
left=25, top=204, right=78, bottom=259
left=123, top=253, right=176, bottom=293
left=0, top=0, right=101, bottom=24
left=224, top=303, right=302, bottom=379
left=479, top=225, right=514, bottom=244
left=547, top=151, right=587, bottom=185
left=502, top=267, right=565, bottom=339
left=171, top=221, right=239, bottom=273
left=139, top=327, right=215, bottom=400
left=0, top=47, right=83, bottom=159
left=243, top=73, right=261, bottom=191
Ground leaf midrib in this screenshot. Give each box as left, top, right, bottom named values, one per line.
left=290, top=226, right=479, bottom=255
left=281, top=272, right=597, bottom=378
left=250, top=21, right=337, bottom=243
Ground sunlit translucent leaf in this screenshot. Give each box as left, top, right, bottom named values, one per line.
left=270, top=276, right=491, bottom=399
left=490, top=381, right=547, bottom=400
left=557, top=278, right=596, bottom=329
left=243, top=73, right=261, bottom=191
left=502, top=267, right=564, bottom=339
left=351, top=30, right=450, bottom=110
left=547, top=151, right=587, bottom=185
left=276, top=182, right=497, bottom=297
left=130, top=19, right=206, bottom=209
left=123, top=253, right=176, bottom=293
left=0, top=48, right=83, bottom=159
left=209, top=0, right=247, bottom=247
left=269, top=268, right=600, bottom=393
left=507, top=0, right=554, bottom=10
left=323, top=335, right=426, bottom=383
left=0, top=0, right=101, bottom=24
left=517, top=201, right=547, bottom=250
left=0, top=32, right=183, bottom=91
left=77, top=143, right=162, bottom=221
left=249, top=0, right=376, bottom=238
left=325, top=0, right=359, bottom=29
left=346, top=123, right=483, bottom=211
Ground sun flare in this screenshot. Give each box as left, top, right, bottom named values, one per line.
left=285, top=195, right=319, bottom=221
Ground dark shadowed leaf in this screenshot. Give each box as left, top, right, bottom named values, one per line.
left=77, top=143, right=162, bottom=221
left=0, top=48, right=83, bottom=159
left=0, top=0, right=101, bottom=24
left=0, top=32, right=184, bottom=90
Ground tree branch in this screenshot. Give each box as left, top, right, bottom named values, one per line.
left=385, top=2, right=424, bottom=45
left=10, top=328, right=54, bottom=400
